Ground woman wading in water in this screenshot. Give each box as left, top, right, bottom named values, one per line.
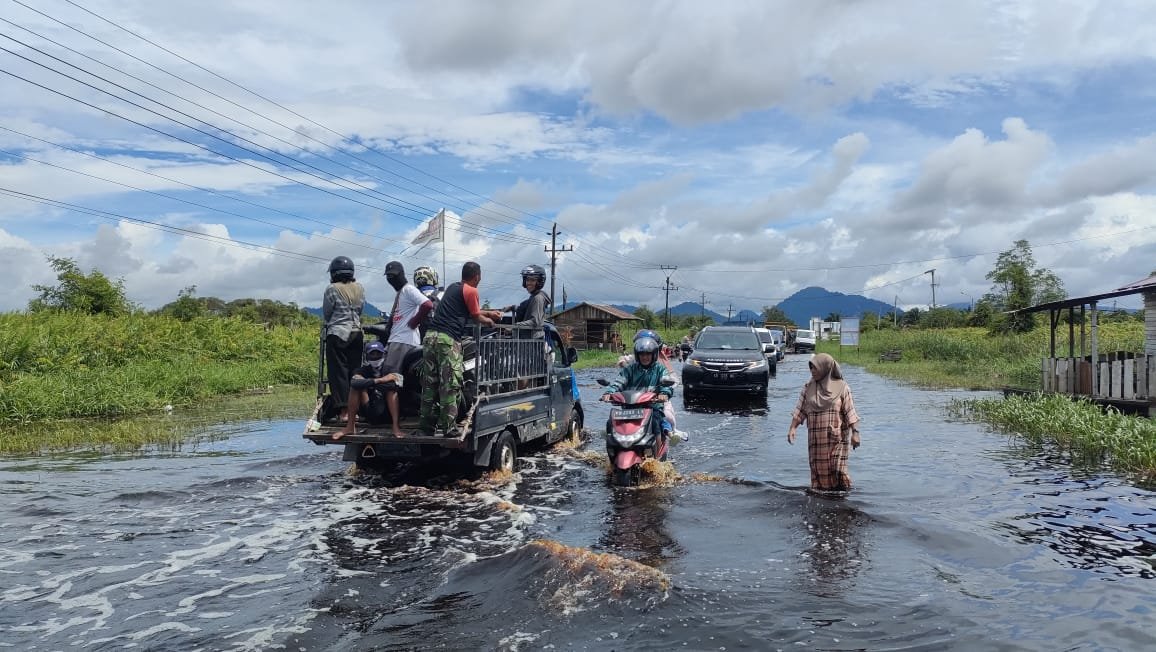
left=787, top=353, right=861, bottom=492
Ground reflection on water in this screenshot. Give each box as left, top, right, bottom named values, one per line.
left=798, top=494, right=870, bottom=596
left=596, top=487, right=683, bottom=568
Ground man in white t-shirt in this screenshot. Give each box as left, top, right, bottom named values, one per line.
left=382, top=261, right=434, bottom=437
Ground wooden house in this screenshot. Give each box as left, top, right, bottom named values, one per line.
left=551, top=302, right=642, bottom=350
left=1013, top=273, right=1156, bottom=415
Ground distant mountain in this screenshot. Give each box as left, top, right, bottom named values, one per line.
left=305, top=301, right=384, bottom=319
left=776, top=287, right=899, bottom=326
left=591, top=289, right=902, bottom=328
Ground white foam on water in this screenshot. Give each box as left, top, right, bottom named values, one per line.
left=497, top=630, right=541, bottom=651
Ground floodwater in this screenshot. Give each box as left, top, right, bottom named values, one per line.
left=2, top=357, right=1155, bottom=651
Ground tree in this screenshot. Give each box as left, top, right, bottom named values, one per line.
left=632, top=304, right=656, bottom=328
left=160, top=285, right=206, bottom=321
left=761, top=306, right=794, bottom=326
left=984, top=240, right=1066, bottom=332
left=28, top=256, right=134, bottom=315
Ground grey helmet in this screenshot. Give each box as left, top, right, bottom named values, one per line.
left=521, top=264, right=546, bottom=289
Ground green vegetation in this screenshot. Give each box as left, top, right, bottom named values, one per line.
left=0, top=311, right=318, bottom=422
left=820, top=323, right=1145, bottom=390
left=947, top=393, right=1156, bottom=485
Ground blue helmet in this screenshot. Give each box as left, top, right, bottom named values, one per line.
left=634, top=328, right=662, bottom=345
left=633, top=335, right=660, bottom=360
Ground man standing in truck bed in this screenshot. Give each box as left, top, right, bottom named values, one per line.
left=414, top=261, right=503, bottom=438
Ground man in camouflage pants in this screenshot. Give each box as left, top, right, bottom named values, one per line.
left=415, top=262, right=502, bottom=437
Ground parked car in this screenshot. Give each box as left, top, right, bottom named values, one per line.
left=752, top=327, right=779, bottom=375
left=794, top=328, right=817, bottom=353
left=681, top=326, right=769, bottom=400
left=767, top=328, right=786, bottom=362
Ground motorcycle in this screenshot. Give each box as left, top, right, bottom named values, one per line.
left=597, top=377, right=677, bottom=487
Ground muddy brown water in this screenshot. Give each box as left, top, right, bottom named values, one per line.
left=2, top=356, right=1155, bottom=650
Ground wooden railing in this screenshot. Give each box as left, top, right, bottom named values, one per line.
left=1042, top=354, right=1155, bottom=400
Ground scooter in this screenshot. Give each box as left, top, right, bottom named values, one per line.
left=597, top=377, right=676, bottom=487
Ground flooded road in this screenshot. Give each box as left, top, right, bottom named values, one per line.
left=3, top=356, right=1156, bottom=650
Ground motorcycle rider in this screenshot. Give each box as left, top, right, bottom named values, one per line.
left=599, top=335, right=673, bottom=437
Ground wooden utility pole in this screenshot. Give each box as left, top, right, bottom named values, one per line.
left=543, top=223, right=573, bottom=315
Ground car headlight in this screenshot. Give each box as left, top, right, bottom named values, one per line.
left=746, top=359, right=767, bottom=370
left=686, top=359, right=702, bottom=367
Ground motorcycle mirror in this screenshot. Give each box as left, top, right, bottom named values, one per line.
left=596, top=378, right=610, bottom=386
left=660, top=377, right=676, bottom=387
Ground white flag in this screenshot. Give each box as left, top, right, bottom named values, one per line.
left=411, top=209, right=444, bottom=246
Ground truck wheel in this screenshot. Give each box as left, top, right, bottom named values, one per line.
left=567, top=411, right=582, bottom=442
left=489, top=431, right=517, bottom=473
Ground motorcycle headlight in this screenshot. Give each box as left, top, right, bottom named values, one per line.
left=746, top=359, right=767, bottom=370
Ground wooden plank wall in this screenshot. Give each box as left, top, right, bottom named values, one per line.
left=1043, top=354, right=1154, bottom=400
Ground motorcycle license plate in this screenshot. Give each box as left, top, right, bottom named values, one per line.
left=613, top=408, right=645, bottom=420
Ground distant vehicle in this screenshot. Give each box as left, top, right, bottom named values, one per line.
left=767, top=329, right=786, bottom=362
left=752, top=327, right=780, bottom=375
left=681, top=326, right=769, bottom=400
left=794, top=329, right=817, bottom=353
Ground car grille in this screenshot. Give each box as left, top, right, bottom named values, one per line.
left=698, top=361, right=750, bottom=373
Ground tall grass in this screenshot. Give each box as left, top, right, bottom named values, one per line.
left=0, top=311, right=317, bottom=422
left=947, top=394, right=1156, bottom=485
left=820, top=324, right=1145, bottom=390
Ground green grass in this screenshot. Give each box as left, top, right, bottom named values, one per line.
left=0, top=311, right=317, bottom=422
left=572, top=348, right=622, bottom=370
left=819, top=324, right=1145, bottom=390
left=947, top=393, right=1156, bottom=485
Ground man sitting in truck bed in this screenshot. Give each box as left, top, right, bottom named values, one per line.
left=334, top=341, right=399, bottom=440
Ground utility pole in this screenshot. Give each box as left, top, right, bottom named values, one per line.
left=727, top=303, right=734, bottom=320
left=660, top=265, right=678, bottom=331
left=924, top=268, right=937, bottom=309
left=893, top=295, right=899, bottom=326
left=700, top=292, right=707, bottom=319
left=543, top=223, right=573, bottom=316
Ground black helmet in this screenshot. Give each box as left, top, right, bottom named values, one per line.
left=521, top=264, right=546, bottom=289
left=328, top=256, right=354, bottom=279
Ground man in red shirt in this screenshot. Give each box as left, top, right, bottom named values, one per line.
left=414, top=262, right=503, bottom=437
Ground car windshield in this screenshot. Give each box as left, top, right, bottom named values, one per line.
left=797, top=330, right=815, bottom=338
left=697, top=331, right=760, bottom=350
left=756, top=331, right=772, bottom=343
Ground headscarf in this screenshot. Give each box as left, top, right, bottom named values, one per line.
left=804, top=353, right=847, bottom=412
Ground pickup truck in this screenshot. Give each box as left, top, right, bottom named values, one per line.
left=303, top=322, right=584, bottom=473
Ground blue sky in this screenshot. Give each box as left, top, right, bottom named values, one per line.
left=2, top=0, right=1155, bottom=314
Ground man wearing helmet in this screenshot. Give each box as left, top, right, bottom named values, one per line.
left=322, top=255, right=365, bottom=424
left=600, top=335, right=674, bottom=437
left=502, top=264, right=550, bottom=336
left=412, top=266, right=441, bottom=338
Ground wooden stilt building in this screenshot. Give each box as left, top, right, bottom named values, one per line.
left=1012, top=273, right=1156, bottom=416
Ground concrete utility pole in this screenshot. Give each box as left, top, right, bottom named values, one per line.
left=924, top=268, right=937, bottom=309
left=543, top=223, right=573, bottom=316
left=660, top=265, right=678, bottom=330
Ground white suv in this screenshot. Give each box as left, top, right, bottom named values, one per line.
left=794, top=329, right=817, bottom=353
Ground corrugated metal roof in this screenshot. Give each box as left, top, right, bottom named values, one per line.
left=552, top=302, right=641, bottom=321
